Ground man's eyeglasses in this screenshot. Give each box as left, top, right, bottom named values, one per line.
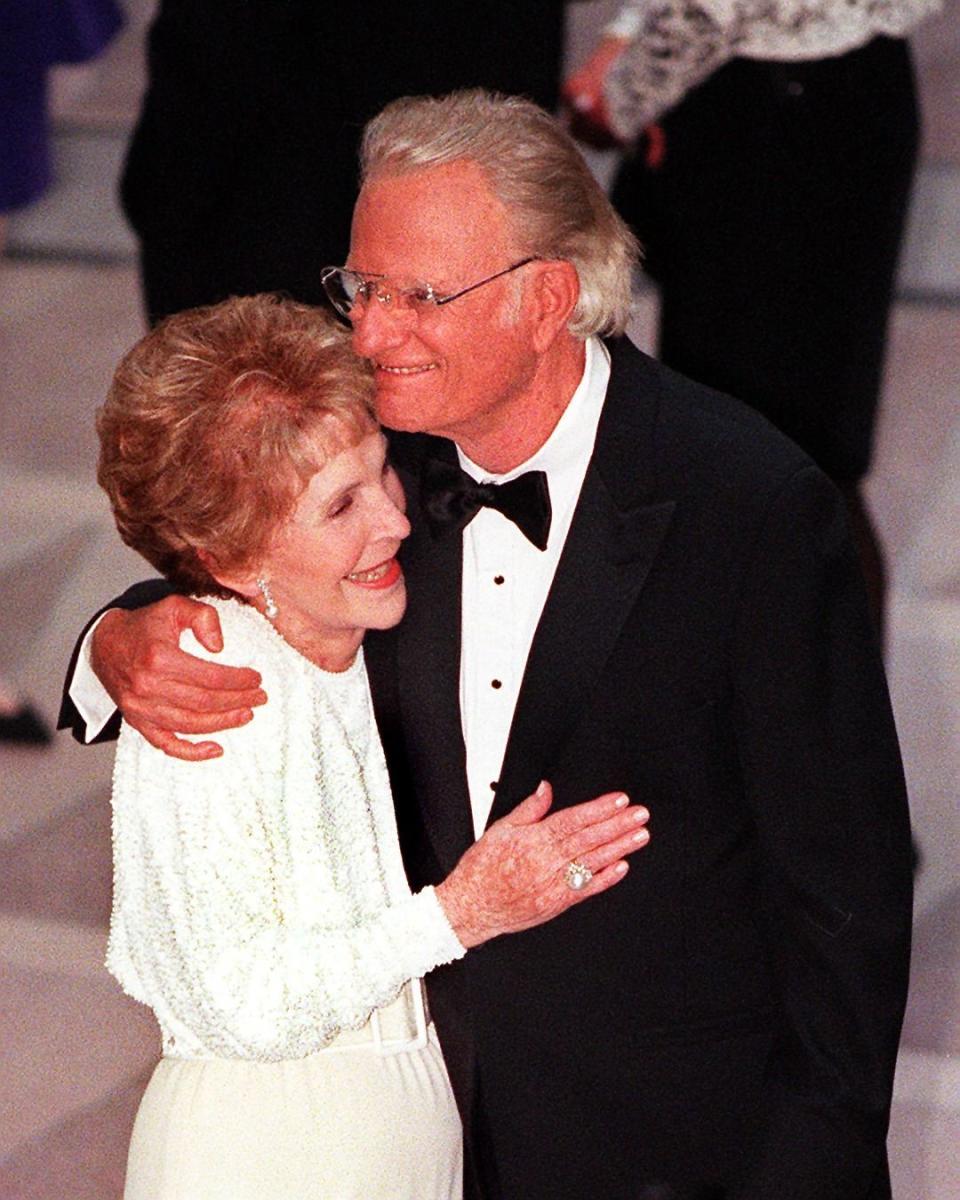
left=320, top=257, right=539, bottom=321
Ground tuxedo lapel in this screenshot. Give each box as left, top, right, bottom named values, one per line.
left=393, top=441, right=475, bottom=873
left=490, top=340, right=675, bottom=821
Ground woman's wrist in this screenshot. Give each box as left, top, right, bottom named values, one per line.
left=435, top=876, right=484, bottom=949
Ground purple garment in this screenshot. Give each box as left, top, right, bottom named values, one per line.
left=0, top=68, right=50, bottom=211
left=0, top=0, right=123, bottom=212
left=1, top=0, right=124, bottom=67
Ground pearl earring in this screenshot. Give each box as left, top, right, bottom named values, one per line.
left=257, top=578, right=278, bottom=620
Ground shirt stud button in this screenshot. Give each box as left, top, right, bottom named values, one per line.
left=491, top=679, right=502, bottom=689
left=494, top=575, right=504, bottom=585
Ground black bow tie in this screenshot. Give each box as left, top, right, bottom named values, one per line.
left=421, top=458, right=552, bottom=551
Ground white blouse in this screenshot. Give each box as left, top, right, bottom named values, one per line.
left=603, top=0, right=940, bottom=140
left=107, top=596, right=465, bottom=1062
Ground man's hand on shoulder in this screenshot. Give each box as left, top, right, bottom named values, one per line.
left=92, top=596, right=267, bottom=762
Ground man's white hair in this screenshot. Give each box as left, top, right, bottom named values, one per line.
left=359, top=90, right=640, bottom=339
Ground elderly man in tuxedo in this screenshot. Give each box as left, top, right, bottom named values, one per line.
left=63, top=91, right=912, bottom=1200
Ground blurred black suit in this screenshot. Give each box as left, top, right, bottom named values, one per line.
left=121, top=1, right=566, bottom=324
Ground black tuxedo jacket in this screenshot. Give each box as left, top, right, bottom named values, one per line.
left=363, top=338, right=912, bottom=1199
left=60, top=339, right=911, bottom=1199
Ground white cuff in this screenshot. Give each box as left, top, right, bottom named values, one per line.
left=416, top=885, right=468, bottom=962
left=69, top=612, right=118, bottom=742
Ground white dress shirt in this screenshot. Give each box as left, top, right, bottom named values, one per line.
left=457, top=336, right=610, bottom=836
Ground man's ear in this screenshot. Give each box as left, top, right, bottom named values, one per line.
left=528, top=260, right=580, bottom=353
left=197, top=548, right=259, bottom=601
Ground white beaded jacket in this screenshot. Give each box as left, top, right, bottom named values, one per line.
left=107, top=596, right=465, bottom=1062
left=603, top=0, right=941, bottom=139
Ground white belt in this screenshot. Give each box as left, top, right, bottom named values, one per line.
left=323, top=978, right=430, bottom=1056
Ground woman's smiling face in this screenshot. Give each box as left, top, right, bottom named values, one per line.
left=253, top=429, right=410, bottom=671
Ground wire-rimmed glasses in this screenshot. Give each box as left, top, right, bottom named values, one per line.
left=320, top=257, right=539, bottom=321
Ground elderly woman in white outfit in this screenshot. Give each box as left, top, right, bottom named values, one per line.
left=97, top=294, right=650, bottom=1199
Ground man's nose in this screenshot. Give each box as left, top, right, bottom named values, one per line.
left=350, top=295, right=415, bottom=359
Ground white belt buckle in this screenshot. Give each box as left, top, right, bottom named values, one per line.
left=371, top=979, right=429, bottom=1055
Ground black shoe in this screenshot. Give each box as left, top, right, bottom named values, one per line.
left=0, top=704, right=52, bottom=745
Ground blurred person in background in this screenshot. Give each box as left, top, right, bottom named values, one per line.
left=0, top=0, right=123, bottom=744
left=564, top=0, right=941, bottom=642
left=119, top=1, right=566, bottom=325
